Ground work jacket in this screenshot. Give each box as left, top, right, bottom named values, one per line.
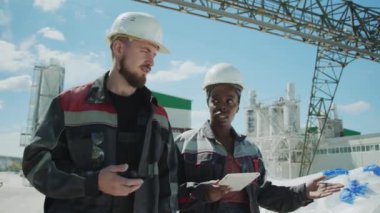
left=22, top=73, right=178, bottom=213
left=176, top=121, right=312, bottom=213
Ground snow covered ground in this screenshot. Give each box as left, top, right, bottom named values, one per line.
left=1, top=167, right=379, bottom=213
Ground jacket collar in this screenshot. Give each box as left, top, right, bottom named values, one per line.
left=201, top=120, right=246, bottom=142
left=85, top=71, right=155, bottom=105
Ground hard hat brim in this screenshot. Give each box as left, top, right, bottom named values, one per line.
left=107, top=33, right=170, bottom=54
left=156, top=43, right=170, bottom=54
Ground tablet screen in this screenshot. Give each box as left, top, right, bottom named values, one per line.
left=218, top=172, right=260, bottom=191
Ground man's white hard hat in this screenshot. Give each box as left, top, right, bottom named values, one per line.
left=203, top=63, right=245, bottom=90
left=107, top=12, right=169, bottom=54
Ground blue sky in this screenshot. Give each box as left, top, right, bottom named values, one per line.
left=0, top=0, right=379, bottom=157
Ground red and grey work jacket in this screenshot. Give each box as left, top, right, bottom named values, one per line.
left=176, top=121, right=312, bottom=213
left=22, top=72, right=178, bottom=213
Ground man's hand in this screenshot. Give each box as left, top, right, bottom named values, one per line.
left=98, top=164, right=144, bottom=196
left=306, top=176, right=344, bottom=199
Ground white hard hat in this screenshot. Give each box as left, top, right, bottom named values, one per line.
left=203, top=63, right=244, bottom=90
left=107, top=12, right=169, bottom=54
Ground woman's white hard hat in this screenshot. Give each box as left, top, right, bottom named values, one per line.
left=203, top=63, right=244, bottom=90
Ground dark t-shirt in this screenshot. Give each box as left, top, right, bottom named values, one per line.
left=109, top=88, right=150, bottom=169
left=108, top=88, right=150, bottom=211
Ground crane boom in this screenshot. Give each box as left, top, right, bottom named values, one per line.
left=136, top=0, right=379, bottom=62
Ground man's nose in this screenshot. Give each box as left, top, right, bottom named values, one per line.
left=146, top=54, right=155, bottom=67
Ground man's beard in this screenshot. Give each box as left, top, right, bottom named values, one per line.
left=119, top=56, right=146, bottom=88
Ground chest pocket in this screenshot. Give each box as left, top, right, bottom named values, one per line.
left=183, top=152, right=217, bottom=182
left=66, top=126, right=110, bottom=170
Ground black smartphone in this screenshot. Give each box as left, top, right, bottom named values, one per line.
left=119, top=170, right=145, bottom=180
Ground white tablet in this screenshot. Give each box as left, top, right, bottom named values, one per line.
left=218, top=172, right=260, bottom=191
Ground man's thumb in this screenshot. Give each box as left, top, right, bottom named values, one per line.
left=111, top=164, right=128, bottom=173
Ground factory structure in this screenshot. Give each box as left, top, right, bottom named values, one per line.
left=245, top=83, right=380, bottom=179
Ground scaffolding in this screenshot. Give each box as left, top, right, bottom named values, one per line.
left=20, top=59, right=65, bottom=146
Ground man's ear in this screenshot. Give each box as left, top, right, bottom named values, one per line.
left=236, top=107, right=239, bottom=113
left=111, top=40, right=124, bottom=59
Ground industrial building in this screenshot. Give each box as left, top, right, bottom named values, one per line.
left=245, top=83, right=380, bottom=179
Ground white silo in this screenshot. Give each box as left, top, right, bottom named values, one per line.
left=249, top=90, right=257, bottom=106
left=283, top=83, right=300, bottom=133
left=286, top=82, right=295, bottom=101
left=246, top=90, right=258, bottom=137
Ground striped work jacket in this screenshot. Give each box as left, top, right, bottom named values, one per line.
left=176, top=121, right=312, bottom=213
left=22, top=72, right=178, bottom=213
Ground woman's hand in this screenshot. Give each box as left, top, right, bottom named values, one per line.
left=205, top=180, right=231, bottom=202
left=306, top=176, right=344, bottom=199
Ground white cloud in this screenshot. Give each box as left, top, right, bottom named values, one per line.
left=0, top=37, right=106, bottom=86
left=33, top=0, right=65, bottom=12
left=20, top=36, right=37, bottom=50
left=37, top=27, right=65, bottom=41
left=0, top=100, right=3, bottom=110
left=191, top=110, right=209, bottom=128
left=0, top=75, right=32, bottom=91
left=338, top=101, right=371, bottom=114
left=148, top=60, right=208, bottom=83
left=35, top=44, right=106, bottom=87
left=0, top=40, right=35, bottom=72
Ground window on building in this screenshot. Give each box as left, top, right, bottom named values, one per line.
left=376, top=145, right=379, bottom=151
